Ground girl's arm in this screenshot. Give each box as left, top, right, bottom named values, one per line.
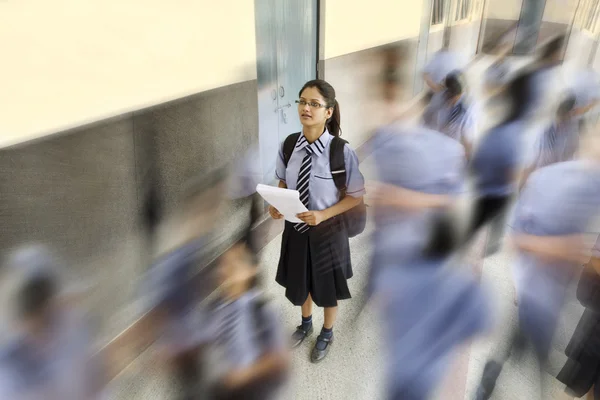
left=370, top=182, right=453, bottom=211
left=424, top=73, right=444, bottom=92
left=297, top=195, right=362, bottom=226
left=510, top=233, right=590, bottom=264
left=323, top=195, right=363, bottom=219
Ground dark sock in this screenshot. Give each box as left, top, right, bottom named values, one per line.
left=321, top=326, right=333, bottom=338
left=316, top=327, right=333, bottom=351
left=301, top=315, right=312, bottom=331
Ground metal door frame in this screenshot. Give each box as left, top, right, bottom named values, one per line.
left=318, top=0, right=325, bottom=79
left=512, top=0, right=548, bottom=54
left=254, top=0, right=321, bottom=185
left=442, top=0, right=454, bottom=49
left=475, top=0, right=489, bottom=53
left=413, top=0, right=435, bottom=95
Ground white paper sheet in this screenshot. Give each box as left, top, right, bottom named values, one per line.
left=256, top=184, right=308, bottom=223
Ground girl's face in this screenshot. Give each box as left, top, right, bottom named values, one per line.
left=297, top=87, right=333, bottom=130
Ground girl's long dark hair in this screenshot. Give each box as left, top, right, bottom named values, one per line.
left=444, top=70, right=465, bottom=100
left=494, top=71, right=532, bottom=126
left=299, top=79, right=342, bottom=137
left=492, top=35, right=565, bottom=127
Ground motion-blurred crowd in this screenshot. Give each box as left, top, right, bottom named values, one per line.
left=4, top=23, right=600, bottom=400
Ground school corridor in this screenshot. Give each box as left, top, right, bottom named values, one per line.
left=4, top=0, right=600, bottom=399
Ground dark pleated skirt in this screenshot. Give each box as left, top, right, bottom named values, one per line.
left=557, top=266, right=600, bottom=397
left=275, top=216, right=352, bottom=308
left=557, top=308, right=600, bottom=397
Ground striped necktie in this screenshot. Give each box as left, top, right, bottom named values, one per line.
left=540, top=123, right=558, bottom=165
left=448, top=102, right=463, bottom=127
left=294, top=134, right=325, bottom=233
left=216, top=304, right=241, bottom=349
left=295, top=148, right=312, bottom=233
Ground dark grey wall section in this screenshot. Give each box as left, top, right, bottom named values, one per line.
left=323, top=38, right=419, bottom=147
left=0, top=116, right=143, bottom=342
left=141, top=80, right=259, bottom=213
left=0, top=79, right=259, bottom=344
left=134, top=80, right=259, bottom=263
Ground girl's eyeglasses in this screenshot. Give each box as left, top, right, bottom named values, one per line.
left=295, top=100, right=328, bottom=109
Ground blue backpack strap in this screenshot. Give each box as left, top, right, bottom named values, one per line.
left=329, top=137, right=367, bottom=238
left=282, top=132, right=302, bottom=167
left=329, top=136, right=348, bottom=197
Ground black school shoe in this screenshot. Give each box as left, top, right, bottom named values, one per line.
left=291, top=324, right=314, bottom=348
left=311, top=333, right=334, bottom=363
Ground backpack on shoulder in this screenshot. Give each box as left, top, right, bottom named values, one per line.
left=282, top=132, right=367, bottom=238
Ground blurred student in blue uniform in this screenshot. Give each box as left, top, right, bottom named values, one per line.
left=421, top=38, right=467, bottom=126
left=568, top=68, right=600, bottom=134
left=141, top=168, right=227, bottom=400
left=520, top=94, right=579, bottom=188
left=368, top=119, right=467, bottom=300
left=226, top=144, right=263, bottom=262
left=475, top=134, right=600, bottom=400
left=369, top=78, right=489, bottom=397
left=483, top=23, right=517, bottom=95
left=378, top=213, right=492, bottom=400
left=0, top=245, right=107, bottom=400
left=422, top=40, right=467, bottom=99
left=464, top=72, right=532, bottom=256
left=521, top=35, right=566, bottom=123
left=424, top=70, right=477, bottom=158
left=205, top=240, right=289, bottom=400
left=370, top=53, right=492, bottom=395
left=364, top=42, right=467, bottom=302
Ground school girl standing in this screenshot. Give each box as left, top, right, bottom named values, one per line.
left=270, top=79, right=365, bottom=362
